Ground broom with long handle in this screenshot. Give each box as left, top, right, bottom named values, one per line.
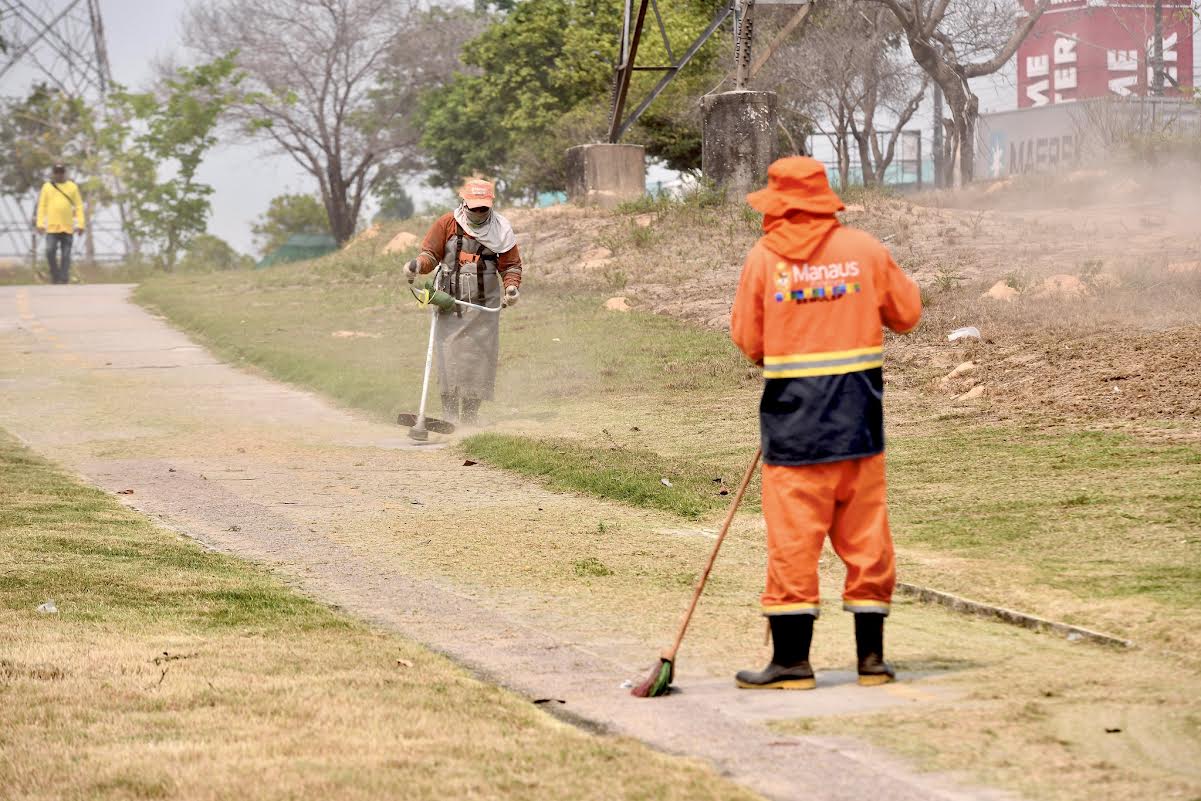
left=631, top=445, right=763, bottom=698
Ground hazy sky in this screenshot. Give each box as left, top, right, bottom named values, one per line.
left=105, top=0, right=319, bottom=255
left=4, top=0, right=394, bottom=256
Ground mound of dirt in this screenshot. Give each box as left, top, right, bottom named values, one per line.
left=984, top=327, right=1201, bottom=420
left=891, top=323, right=1201, bottom=422
left=983, top=281, right=1019, bottom=302
left=383, top=231, right=419, bottom=254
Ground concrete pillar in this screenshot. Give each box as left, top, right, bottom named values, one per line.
left=565, top=144, right=646, bottom=208
left=702, top=90, right=779, bottom=200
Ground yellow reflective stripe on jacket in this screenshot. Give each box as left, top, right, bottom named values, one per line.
left=761, top=602, right=821, bottom=616
left=842, top=599, right=891, bottom=614
left=762, top=346, right=884, bottom=379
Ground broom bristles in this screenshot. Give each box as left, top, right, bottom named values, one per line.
left=630, top=658, right=673, bottom=698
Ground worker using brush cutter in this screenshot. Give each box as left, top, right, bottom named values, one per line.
left=403, top=179, right=522, bottom=425
left=730, top=156, right=921, bottom=690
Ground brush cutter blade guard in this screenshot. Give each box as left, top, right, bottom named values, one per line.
left=397, top=413, right=456, bottom=435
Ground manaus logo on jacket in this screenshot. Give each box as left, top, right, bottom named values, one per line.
left=773, top=260, right=863, bottom=304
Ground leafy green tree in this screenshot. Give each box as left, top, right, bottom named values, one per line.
left=106, top=56, right=242, bottom=271
left=0, top=85, right=90, bottom=201
left=418, top=0, right=722, bottom=196
left=177, top=233, right=254, bottom=271
left=372, top=173, right=416, bottom=221
left=251, top=194, right=329, bottom=256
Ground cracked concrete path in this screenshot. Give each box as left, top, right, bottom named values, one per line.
left=0, top=284, right=1016, bottom=801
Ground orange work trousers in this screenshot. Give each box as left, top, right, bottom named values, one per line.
left=760, top=453, right=895, bottom=617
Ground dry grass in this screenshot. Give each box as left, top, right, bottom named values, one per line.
left=0, top=429, right=762, bottom=801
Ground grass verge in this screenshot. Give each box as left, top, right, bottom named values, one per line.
left=0, top=428, right=760, bottom=801
left=462, top=432, right=757, bottom=519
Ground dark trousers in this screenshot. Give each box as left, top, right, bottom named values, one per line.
left=46, top=233, right=73, bottom=284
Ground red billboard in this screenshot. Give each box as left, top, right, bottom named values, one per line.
left=1017, top=0, right=1195, bottom=107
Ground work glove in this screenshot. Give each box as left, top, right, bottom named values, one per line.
left=502, top=285, right=520, bottom=307
left=404, top=259, right=420, bottom=284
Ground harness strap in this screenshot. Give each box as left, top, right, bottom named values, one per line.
left=452, top=234, right=464, bottom=318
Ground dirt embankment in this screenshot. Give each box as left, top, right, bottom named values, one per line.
left=498, top=169, right=1201, bottom=426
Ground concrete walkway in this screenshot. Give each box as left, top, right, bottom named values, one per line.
left=0, top=285, right=1015, bottom=801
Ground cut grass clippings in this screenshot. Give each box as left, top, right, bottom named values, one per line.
left=0, top=429, right=761, bottom=801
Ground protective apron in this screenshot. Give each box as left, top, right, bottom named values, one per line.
left=433, top=233, right=502, bottom=400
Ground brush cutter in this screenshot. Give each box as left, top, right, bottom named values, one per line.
left=398, top=268, right=503, bottom=442
left=631, top=446, right=763, bottom=697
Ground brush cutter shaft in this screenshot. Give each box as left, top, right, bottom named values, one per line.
left=668, top=447, right=762, bottom=659
left=452, top=298, right=503, bottom=313
left=415, top=309, right=438, bottom=428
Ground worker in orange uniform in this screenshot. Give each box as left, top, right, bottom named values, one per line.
left=730, top=157, right=921, bottom=689
left=404, top=179, right=522, bottom=424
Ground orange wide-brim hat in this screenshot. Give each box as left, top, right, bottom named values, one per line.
left=745, top=156, right=845, bottom=217
left=458, top=178, right=495, bottom=208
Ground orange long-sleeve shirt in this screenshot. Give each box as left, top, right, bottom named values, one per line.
left=415, top=212, right=522, bottom=289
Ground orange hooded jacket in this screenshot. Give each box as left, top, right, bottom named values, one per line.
left=731, top=157, right=921, bottom=466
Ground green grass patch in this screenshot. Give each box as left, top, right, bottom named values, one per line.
left=0, top=430, right=348, bottom=633
left=463, top=432, right=754, bottom=519
left=571, top=557, right=614, bottom=578
left=888, top=426, right=1201, bottom=607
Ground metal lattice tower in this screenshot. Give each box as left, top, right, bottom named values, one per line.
left=0, top=0, right=126, bottom=266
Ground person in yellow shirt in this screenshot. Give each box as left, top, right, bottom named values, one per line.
left=36, top=163, right=86, bottom=284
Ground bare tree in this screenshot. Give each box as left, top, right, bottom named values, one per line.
left=866, top=0, right=1052, bottom=185
left=183, top=0, right=421, bottom=244
left=846, top=8, right=929, bottom=186
left=760, top=2, right=928, bottom=188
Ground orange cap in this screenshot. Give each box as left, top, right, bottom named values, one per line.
left=745, top=156, right=845, bottom=217
left=458, top=178, right=495, bottom=208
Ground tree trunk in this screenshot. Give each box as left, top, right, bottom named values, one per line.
left=932, top=84, right=944, bottom=188
left=947, top=91, right=979, bottom=186
left=163, top=231, right=177, bottom=272
left=854, top=129, right=876, bottom=185
left=327, top=202, right=356, bottom=245
left=903, top=39, right=980, bottom=186
left=84, top=197, right=96, bottom=266
left=28, top=198, right=39, bottom=274
left=323, top=176, right=357, bottom=245
left=837, top=132, right=851, bottom=191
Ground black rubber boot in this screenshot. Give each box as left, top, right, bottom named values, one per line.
left=440, top=392, right=460, bottom=423
left=735, top=615, right=816, bottom=690
left=460, top=397, right=481, bottom=425
left=854, top=613, right=896, bottom=686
